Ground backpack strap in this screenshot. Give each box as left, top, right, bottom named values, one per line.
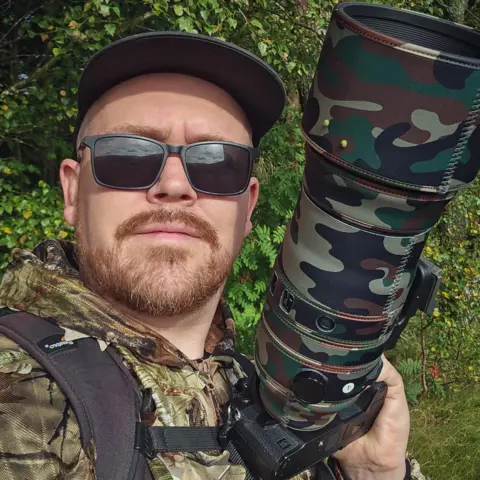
left=0, top=310, right=150, bottom=480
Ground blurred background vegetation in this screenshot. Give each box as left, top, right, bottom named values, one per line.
left=1, top=0, right=479, bottom=477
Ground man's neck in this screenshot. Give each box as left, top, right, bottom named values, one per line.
left=112, top=291, right=223, bottom=360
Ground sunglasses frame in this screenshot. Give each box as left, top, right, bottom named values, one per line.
left=78, top=134, right=260, bottom=196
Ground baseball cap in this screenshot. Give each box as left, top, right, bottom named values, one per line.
left=74, top=31, right=286, bottom=147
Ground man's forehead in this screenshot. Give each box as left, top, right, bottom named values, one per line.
left=78, top=73, right=252, bottom=144
left=100, top=123, right=240, bottom=144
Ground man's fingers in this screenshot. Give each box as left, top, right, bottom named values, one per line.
left=377, top=355, right=405, bottom=397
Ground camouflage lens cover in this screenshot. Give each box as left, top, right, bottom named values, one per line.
left=282, top=186, right=428, bottom=317
left=268, top=263, right=391, bottom=343
left=263, top=300, right=385, bottom=367
left=255, top=319, right=383, bottom=430
left=304, top=144, right=454, bottom=232
left=302, top=3, right=480, bottom=193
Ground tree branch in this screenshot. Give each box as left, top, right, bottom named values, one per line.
left=0, top=7, right=42, bottom=46
left=117, top=11, right=155, bottom=35
left=0, top=54, right=60, bottom=99
left=420, top=314, right=428, bottom=394
left=293, top=21, right=325, bottom=40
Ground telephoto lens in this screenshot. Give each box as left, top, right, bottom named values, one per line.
left=254, top=2, right=480, bottom=432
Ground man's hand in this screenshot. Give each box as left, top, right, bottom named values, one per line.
left=332, top=355, right=410, bottom=480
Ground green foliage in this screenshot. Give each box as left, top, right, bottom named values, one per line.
left=397, top=357, right=423, bottom=405
left=0, top=158, right=72, bottom=271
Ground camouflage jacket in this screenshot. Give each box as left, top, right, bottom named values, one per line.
left=0, top=240, right=428, bottom=480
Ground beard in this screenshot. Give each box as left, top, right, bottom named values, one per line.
left=75, top=208, right=235, bottom=317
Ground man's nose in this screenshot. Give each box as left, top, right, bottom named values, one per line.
left=146, top=154, right=198, bottom=204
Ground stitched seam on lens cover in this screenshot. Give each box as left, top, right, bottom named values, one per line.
left=261, top=317, right=379, bottom=374
left=302, top=130, right=439, bottom=193
left=275, top=261, right=387, bottom=322
left=439, top=88, right=480, bottom=193
left=306, top=144, right=454, bottom=201
left=382, top=235, right=419, bottom=330
left=268, top=303, right=387, bottom=350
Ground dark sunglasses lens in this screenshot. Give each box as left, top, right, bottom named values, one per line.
left=93, top=137, right=164, bottom=188
left=185, top=144, right=251, bottom=194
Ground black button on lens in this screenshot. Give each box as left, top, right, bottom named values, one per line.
left=292, top=371, right=327, bottom=404
left=316, top=316, right=335, bottom=332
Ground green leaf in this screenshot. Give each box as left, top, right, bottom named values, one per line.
left=174, top=4, right=184, bottom=16
left=52, top=47, right=62, bottom=56
left=100, top=5, right=110, bottom=16
left=178, top=17, right=195, bottom=32
left=105, top=23, right=116, bottom=36
left=257, top=42, right=267, bottom=56
left=227, top=18, right=237, bottom=29
left=251, top=19, right=263, bottom=30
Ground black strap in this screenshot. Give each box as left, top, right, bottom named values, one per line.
left=0, top=311, right=148, bottom=480
left=136, top=424, right=221, bottom=458
left=136, top=423, right=259, bottom=479
left=232, top=351, right=256, bottom=377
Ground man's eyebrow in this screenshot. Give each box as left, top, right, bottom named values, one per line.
left=188, top=133, right=236, bottom=143
left=102, top=124, right=237, bottom=144
left=102, top=124, right=172, bottom=142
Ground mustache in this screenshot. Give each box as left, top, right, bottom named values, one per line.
left=114, top=209, right=220, bottom=249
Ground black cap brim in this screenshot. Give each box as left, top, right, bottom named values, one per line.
left=75, top=32, right=286, bottom=146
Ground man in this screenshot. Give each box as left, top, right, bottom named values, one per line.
left=0, top=32, right=426, bottom=479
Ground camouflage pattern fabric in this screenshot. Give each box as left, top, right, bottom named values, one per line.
left=302, top=4, right=480, bottom=194
left=303, top=145, right=454, bottom=233
left=282, top=187, right=428, bottom=319
left=0, top=239, right=319, bottom=479
left=268, top=263, right=391, bottom=343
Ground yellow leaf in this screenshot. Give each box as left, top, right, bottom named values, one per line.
left=48, top=25, right=54, bottom=31
left=2, top=227, right=12, bottom=234
left=2, top=167, right=11, bottom=174
left=58, top=230, right=68, bottom=239
left=68, top=20, right=78, bottom=29
left=431, top=346, right=436, bottom=352
left=41, top=33, right=49, bottom=42
left=1, top=105, right=8, bottom=111
left=468, top=366, right=474, bottom=371
left=442, top=291, right=449, bottom=299
left=60, top=90, right=67, bottom=97
left=433, top=310, right=440, bottom=318
left=23, top=210, right=32, bottom=219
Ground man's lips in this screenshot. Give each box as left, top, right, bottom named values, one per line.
left=135, top=224, right=200, bottom=238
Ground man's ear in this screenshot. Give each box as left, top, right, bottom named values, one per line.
left=59, top=159, right=81, bottom=226
left=244, top=176, right=259, bottom=237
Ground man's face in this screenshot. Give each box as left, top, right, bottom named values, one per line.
left=60, top=73, right=258, bottom=317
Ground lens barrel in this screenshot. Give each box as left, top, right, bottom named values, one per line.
left=255, top=2, right=480, bottom=431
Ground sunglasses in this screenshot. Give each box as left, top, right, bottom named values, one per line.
left=78, top=134, right=260, bottom=196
